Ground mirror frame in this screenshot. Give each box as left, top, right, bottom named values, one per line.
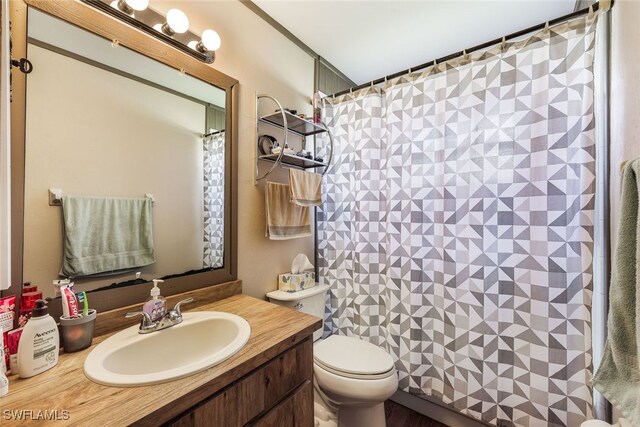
left=6, top=0, right=238, bottom=314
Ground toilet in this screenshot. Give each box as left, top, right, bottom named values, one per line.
left=267, top=284, right=398, bottom=427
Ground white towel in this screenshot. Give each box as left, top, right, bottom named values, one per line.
left=289, top=168, right=322, bottom=206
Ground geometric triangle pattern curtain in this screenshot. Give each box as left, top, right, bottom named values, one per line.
left=319, top=15, right=598, bottom=426
left=203, top=131, right=225, bottom=269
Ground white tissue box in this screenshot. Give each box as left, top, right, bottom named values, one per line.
left=278, top=272, right=315, bottom=292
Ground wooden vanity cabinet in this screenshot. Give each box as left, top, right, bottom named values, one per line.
left=167, top=337, right=314, bottom=427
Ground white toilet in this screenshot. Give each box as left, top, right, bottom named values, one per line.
left=267, top=284, right=398, bottom=427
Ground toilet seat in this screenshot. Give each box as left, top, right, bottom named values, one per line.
left=314, top=335, right=395, bottom=380
left=314, top=358, right=395, bottom=380
left=313, top=360, right=399, bottom=404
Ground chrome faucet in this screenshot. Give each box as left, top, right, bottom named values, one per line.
left=125, top=297, right=194, bottom=334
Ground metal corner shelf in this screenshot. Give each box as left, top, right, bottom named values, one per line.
left=258, top=153, right=328, bottom=169
left=255, top=94, right=333, bottom=185
left=260, top=110, right=327, bottom=137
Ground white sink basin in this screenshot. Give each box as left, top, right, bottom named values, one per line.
left=84, top=311, right=251, bottom=387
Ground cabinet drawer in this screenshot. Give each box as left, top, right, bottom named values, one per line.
left=171, top=337, right=312, bottom=427
left=251, top=380, right=313, bottom=427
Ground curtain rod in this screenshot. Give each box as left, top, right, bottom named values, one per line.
left=203, top=129, right=225, bottom=138
left=328, top=0, right=612, bottom=100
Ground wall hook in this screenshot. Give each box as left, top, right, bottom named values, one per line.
left=11, top=57, right=33, bottom=74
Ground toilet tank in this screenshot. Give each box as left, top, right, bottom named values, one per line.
left=266, top=284, right=329, bottom=341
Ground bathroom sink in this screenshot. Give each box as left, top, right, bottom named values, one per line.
left=84, top=311, right=251, bottom=387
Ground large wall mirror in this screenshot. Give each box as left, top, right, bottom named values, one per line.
left=8, top=0, right=238, bottom=314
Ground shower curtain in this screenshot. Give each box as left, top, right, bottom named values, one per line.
left=319, top=15, right=598, bottom=426
left=203, top=131, right=225, bottom=269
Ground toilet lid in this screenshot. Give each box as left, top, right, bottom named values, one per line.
left=314, top=335, right=395, bottom=376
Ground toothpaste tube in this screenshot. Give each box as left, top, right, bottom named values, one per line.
left=60, top=282, right=79, bottom=318
left=53, top=279, right=72, bottom=297
left=0, top=296, right=16, bottom=332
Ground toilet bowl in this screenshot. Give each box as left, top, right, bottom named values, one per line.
left=267, top=285, right=399, bottom=427
left=313, top=334, right=398, bottom=427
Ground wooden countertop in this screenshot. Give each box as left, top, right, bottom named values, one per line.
left=0, top=294, right=322, bottom=426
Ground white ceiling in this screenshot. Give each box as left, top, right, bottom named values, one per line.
left=253, top=0, right=577, bottom=85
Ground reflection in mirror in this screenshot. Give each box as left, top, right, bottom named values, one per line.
left=23, top=9, right=226, bottom=298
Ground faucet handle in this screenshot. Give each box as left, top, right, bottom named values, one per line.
left=173, top=297, right=194, bottom=317
left=125, top=311, right=155, bottom=331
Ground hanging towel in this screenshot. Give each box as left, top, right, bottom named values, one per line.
left=289, top=168, right=322, bottom=206
left=593, top=159, right=640, bottom=424
left=265, top=182, right=311, bottom=240
left=60, top=196, right=155, bottom=277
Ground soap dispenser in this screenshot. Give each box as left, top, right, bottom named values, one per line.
left=143, top=279, right=166, bottom=322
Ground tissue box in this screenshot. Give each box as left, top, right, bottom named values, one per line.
left=278, top=272, right=315, bottom=292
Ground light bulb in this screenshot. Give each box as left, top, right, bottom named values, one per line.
left=201, top=29, right=221, bottom=51
left=164, top=9, right=189, bottom=35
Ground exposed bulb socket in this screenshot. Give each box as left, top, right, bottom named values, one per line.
left=114, top=0, right=148, bottom=14
left=161, top=22, right=176, bottom=37
left=116, top=0, right=134, bottom=14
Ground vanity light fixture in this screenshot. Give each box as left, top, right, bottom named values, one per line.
left=82, top=0, right=220, bottom=63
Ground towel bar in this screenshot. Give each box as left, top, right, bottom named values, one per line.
left=48, top=189, right=155, bottom=206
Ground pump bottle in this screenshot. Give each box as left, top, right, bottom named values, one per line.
left=143, top=279, right=166, bottom=322
left=17, top=299, right=59, bottom=378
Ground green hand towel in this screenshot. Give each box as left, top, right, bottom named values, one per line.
left=60, top=196, right=155, bottom=277
left=593, top=159, right=640, bottom=424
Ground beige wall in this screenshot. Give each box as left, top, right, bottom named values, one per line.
left=610, top=0, right=640, bottom=251
left=166, top=1, right=316, bottom=299
left=24, top=44, right=207, bottom=298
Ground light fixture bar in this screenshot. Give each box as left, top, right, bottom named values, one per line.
left=82, top=0, right=215, bottom=63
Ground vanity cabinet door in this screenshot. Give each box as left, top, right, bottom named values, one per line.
left=250, top=381, right=313, bottom=427
left=168, top=337, right=312, bottom=427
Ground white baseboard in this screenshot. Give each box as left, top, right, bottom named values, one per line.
left=390, top=390, right=491, bottom=427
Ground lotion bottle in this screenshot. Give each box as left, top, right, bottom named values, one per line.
left=143, top=279, right=166, bottom=322
left=17, top=299, right=59, bottom=378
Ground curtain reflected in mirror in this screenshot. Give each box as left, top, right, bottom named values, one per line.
left=203, top=130, right=225, bottom=269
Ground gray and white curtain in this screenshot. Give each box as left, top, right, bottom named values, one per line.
left=319, top=15, right=598, bottom=427
left=203, top=131, right=225, bottom=269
